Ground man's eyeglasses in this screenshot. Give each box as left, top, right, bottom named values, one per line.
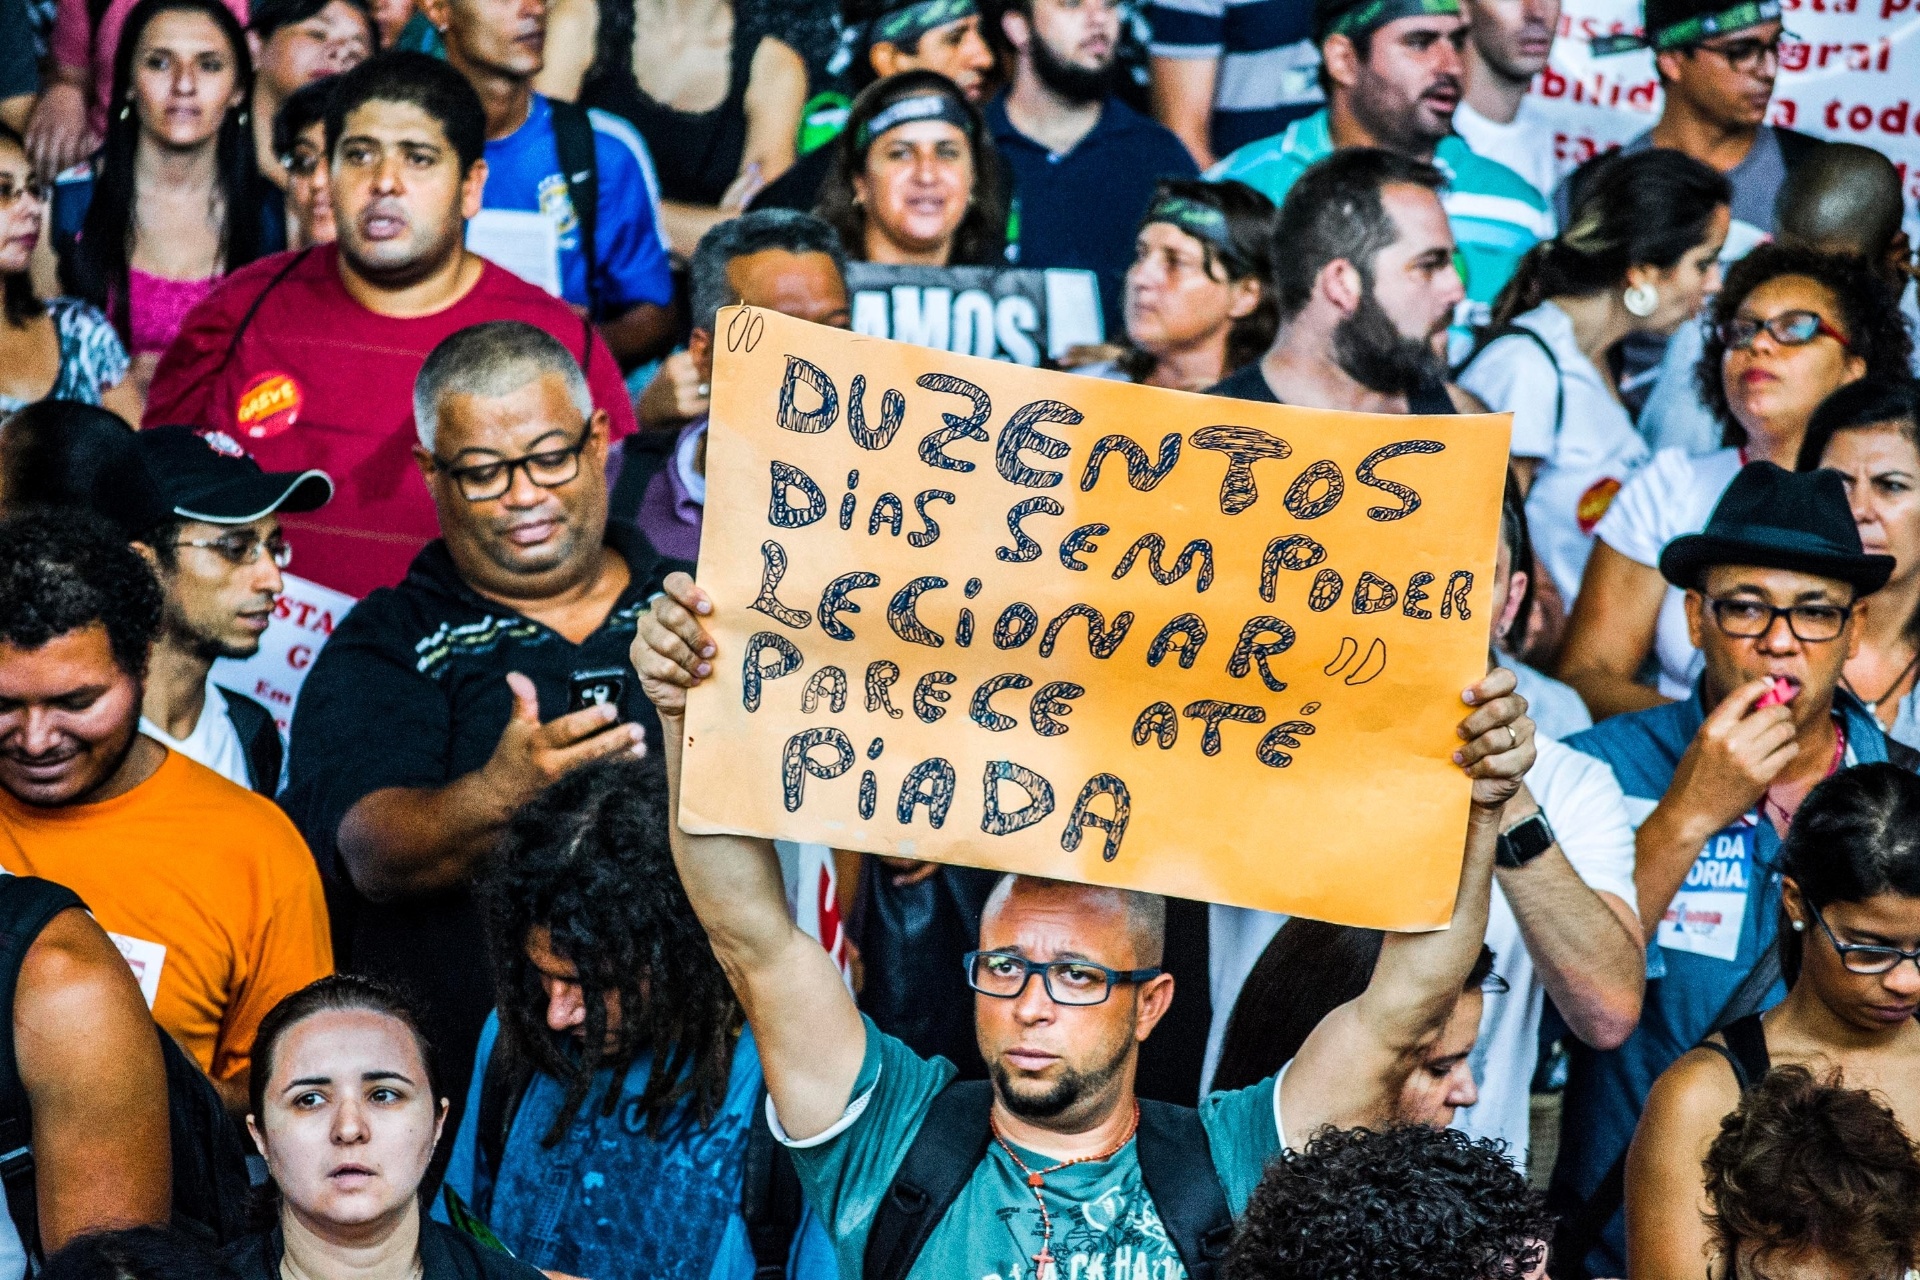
left=1807, top=901, right=1920, bottom=976
left=0, top=176, right=51, bottom=208
left=1692, top=33, right=1785, bottom=74
left=430, top=420, right=592, bottom=502
left=1704, top=596, right=1852, bottom=643
left=962, top=950, right=1165, bottom=1007
left=173, top=531, right=293, bottom=568
left=1717, top=309, right=1850, bottom=352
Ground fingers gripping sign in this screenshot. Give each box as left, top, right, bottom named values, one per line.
left=632, top=572, right=718, bottom=719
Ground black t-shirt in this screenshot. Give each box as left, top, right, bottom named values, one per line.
left=1206, top=360, right=1458, bottom=415
left=226, top=1221, right=546, bottom=1280
left=282, top=522, right=678, bottom=1103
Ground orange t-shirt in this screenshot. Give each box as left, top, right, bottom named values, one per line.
left=0, top=747, right=334, bottom=1085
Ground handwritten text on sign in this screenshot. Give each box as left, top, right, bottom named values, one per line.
left=680, top=308, right=1512, bottom=929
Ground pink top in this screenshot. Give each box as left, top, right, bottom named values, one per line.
left=127, top=268, right=219, bottom=357
left=52, top=0, right=250, bottom=140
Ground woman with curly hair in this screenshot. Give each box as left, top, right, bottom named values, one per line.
left=444, top=754, right=834, bottom=1280
left=1627, top=764, right=1920, bottom=1280
left=1700, top=1066, right=1920, bottom=1280
left=1225, top=1124, right=1553, bottom=1280
left=1559, top=244, right=1912, bottom=719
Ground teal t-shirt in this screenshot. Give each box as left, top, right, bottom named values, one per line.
left=1208, top=109, right=1554, bottom=353
left=782, top=1016, right=1284, bottom=1280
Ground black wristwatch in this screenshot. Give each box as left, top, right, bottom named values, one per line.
left=1495, top=812, right=1556, bottom=869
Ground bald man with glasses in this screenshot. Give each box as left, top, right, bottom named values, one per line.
left=282, top=318, right=678, bottom=1113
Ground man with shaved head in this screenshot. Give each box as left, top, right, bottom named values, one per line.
left=634, top=569, right=1536, bottom=1280
left=1776, top=142, right=1913, bottom=292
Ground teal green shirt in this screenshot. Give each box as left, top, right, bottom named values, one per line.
left=1207, top=110, right=1554, bottom=352
left=779, top=1017, right=1285, bottom=1280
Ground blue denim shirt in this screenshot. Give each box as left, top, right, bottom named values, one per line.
left=1553, top=682, right=1897, bottom=1275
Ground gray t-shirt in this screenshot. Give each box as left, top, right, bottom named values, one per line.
left=778, top=1015, right=1287, bottom=1280
left=1553, top=126, right=1788, bottom=240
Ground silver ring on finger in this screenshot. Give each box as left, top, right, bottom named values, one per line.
left=1506, top=725, right=1518, bottom=749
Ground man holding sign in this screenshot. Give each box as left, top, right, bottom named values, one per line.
left=634, top=574, right=1534, bottom=1280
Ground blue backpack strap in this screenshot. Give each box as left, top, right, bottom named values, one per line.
left=863, top=1079, right=994, bottom=1280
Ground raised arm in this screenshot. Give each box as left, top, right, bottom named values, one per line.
left=1278, top=667, right=1534, bottom=1147
left=632, top=573, right=867, bottom=1140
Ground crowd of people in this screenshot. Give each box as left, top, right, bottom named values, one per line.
left=1, top=0, right=1919, bottom=1274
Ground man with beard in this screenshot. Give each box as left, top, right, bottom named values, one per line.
left=627, top=569, right=1536, bottom=1280
left=144, top=52, right=639, bottom=601
left=1208, top=148, right=1479, bottom=414
left=1209, top=0, right=1550, bottom=353
left=283, top=320, right=673, bottom=1116
left=986, top=0, right=1198, bottom=334
left=0, top=511, right=332, bottom=1115
left=126, top=426, right=333, bottom=795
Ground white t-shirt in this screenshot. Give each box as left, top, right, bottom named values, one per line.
left=138, top=675, right=251, bottom=788
left=1198, top=738, right=1639, bottom=1166
left=1513, top=658, right=1593, bottom=743
left=1457, top=301, right=1651, bottom=603
left=1592, top=445, right=1746, bottom=698
left=1455, top=736, right=1639, bottom=1166
left=1451, top=99, right=1562, bottom=202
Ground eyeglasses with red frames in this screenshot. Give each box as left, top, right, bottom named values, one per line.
left=1717, top=309, right=1851, bottom=352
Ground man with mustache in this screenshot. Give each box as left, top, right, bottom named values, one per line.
left=0, top=511, right=332, bottom=1116
left=143, top=52, right=639, bottom=601
left=985, top=0, right=1198, bottom=335
left=130, top=426, right=334, bottom=795
left=1453, top=0, right=1561, bottom=200
left=1207, top=148, right=1477, bottom=414
left=282, top=319, right=674, bottom=1117
left=1209, top=0, right=1551, bottom=353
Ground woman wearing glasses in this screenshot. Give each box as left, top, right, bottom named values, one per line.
left=1799, top=381, right=1920, bottom=750
left=1626, top=763, right=1920, bottom=1280
left=1559, top=245, right=1912, bottom=720
left=0, top=124, right=140, bottom=420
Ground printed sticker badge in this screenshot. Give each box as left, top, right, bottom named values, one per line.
left=1657, top=824, right=1753, bottom=963
left=237, top=372, right=303, bottom=440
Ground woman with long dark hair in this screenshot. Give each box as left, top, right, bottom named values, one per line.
left=0, top=123, right=140, bottom=419
left=1627, top=764, right=1920, bottom=1280
left=815, top=70, right=1003, bottom=267
left=1458, top=148, right=1730, bottom=610
left=1087, top=177, right=1275, bottom=391
left=1558, top=244, right=1911, bottom=720
left=62, top=0, right=281, bottom=401
left=228, top=975, right=543, bottom=1280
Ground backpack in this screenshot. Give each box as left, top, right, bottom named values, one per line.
left=472, top=1034, right=805, bottom=1279
left=220, top=687, right=284, bottom=798
left=0, top=877, right=252, bottom=1266
left=547, top=100, right=600, bottom=320
left=862, top=1079, right=1234, bottom=1280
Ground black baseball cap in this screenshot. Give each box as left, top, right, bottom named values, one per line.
left=136, top=425, right=334, bottom=524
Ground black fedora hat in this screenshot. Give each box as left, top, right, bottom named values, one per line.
left=1660, top=461, right=1895, bottom=595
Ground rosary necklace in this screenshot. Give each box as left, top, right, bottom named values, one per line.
left=990, top=1102, right=1140, bottom=1279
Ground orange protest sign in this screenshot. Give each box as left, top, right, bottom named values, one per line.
left=680, top=307, right=1513, bottom=930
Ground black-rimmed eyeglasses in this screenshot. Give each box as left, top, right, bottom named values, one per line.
left=430, top=419, right=592, bottom=502
left=962, top=950, right=1165, bottom=1006
left=1704, top=596, right=1853, bottom=643
left=1807, top=901, right=1920, bottom=976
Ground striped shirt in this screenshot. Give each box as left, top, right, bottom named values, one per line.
left=1146, top=0, right=1324, bottom=157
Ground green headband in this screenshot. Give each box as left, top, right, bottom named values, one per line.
left=854, top=92, right=975, bottom=151
left=1323, top=0, right=1461, bottom=41
left=1591, top=0, right=1780, bottom=54
left=1148, top=194, right=1232, bottom=249
left=871, top=0, right=978, bottom=48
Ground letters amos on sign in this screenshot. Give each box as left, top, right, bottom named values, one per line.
left=679, top=308, right=1512, bottom=930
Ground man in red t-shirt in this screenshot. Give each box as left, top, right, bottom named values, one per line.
left=145, top=52, right=638, bottom=599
